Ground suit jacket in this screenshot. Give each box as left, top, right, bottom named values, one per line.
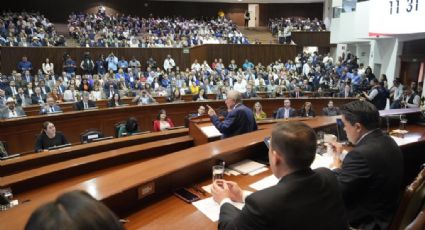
left=31, top=93, right=46, bottom=105
left=290, top=91, right=304, bottom=98
left=4, top=86, right=18, bottom=97
left=275, top=107, right=297, bottom=119
left=242, top=91, right=258, bottom=99
left=75, top=100, right=96, bottom=111
left=333, top=129, right=403, bottom=230
left=219, top=168, right=349, bottom=230
left=0, top=107, right=26, bottom=119
left=211, top=104, right=257, bottom=138
left=16, top=94, right=31, bottom=106
left=40, top=105, right=62, bottom=114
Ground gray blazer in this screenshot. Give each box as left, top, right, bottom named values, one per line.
left=0, top=107, right=26, bottom=119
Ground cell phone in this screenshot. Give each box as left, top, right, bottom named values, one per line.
left=264, top=136, right=271, bottom=149
left=173, top=188, right=200, bottom=203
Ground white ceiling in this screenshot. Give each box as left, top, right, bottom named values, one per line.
left=154, top=0, right=324, bottom=3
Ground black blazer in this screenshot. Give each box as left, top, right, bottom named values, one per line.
left=219, top=168, right=349, bottom=230
left=75, top=100, right=96, bottom=110
left=334, top=129, right=403, bottom=230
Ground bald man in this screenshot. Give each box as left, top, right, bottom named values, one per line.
left=207, top=90, right=257, bottom=138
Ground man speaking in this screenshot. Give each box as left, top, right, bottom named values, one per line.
left=207, top=90, right=257, bottom=138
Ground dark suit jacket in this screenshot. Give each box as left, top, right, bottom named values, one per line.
left=31, top=93, right=46, bottom=105
left=242, top=91, right=258, bottom=99
left=334, top=129, right=403, bottom=230
left=75, top=100, right=96, bottom=111
left=275, top=107, right=297, bottom=119
left=290, top=91, right=304, bottom=98
left=211, top=104, right=257, bottom=138
left=219, top=168, right=349, bottom=230
left=40, top=105, right=62, bottom=114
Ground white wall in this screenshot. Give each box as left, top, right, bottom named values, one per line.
left=248, top=4, right=259, bottom=27
left=369, top=38, right=402, bottom=86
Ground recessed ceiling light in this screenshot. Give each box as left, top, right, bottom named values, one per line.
left=238, top=0, right=242, bottom=2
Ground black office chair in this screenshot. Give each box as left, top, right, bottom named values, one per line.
left=80, top=128, right=104, bottom=144
left=114, top=121, right=126, bottom=138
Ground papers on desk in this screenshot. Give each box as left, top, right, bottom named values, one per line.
left=391, top=135, right=412, bottom=146
left=192, top=190, right=252, bottom=222
left=200, top=125, right=222, bottom=138
left=249, top=175, right=279, bottom=191
left=228, top=159, right=267, bottom=175
left=310, top=153, right=333, bottom=170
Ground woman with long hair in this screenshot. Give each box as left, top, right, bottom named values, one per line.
left=153, top=109, right=175, bottom=132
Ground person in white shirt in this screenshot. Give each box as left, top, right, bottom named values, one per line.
left=163, top=54, right=175, bottom=72
left=233, top=77, right=247, bottom=94
left=63, top=85, right=79, bottom=102
left=401, top=87, right=420, bottom=108
left=42, top=58, right=54, bottom=75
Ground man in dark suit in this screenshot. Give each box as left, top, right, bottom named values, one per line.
left=207, top=90, right=257, bottom=138
left=75, top=92, right=96, bottom=111
left=31, top=87, right=46, bottom=105
left=275, top=99, right=297, bottom=119
left=5, top=80, right=19, bottom=98
left=15, top=87, right=31, bottom=107
left=330, top=100, right=403, bottom=230
left=212, top=122, right=349, bottom=230
left=242, top=84, right=258, bottom=99
left=322, top=100, right=341, bottom=116
left=290, top=86, right=304, bottom=98
left=40, top=97, right=62, bottom=114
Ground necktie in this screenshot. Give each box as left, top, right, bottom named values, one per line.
left=50, top=106, right=54, bottom=112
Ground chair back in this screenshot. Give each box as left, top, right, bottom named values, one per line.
left=80, top=128, right=104, bottom=144
left=114, top=121, right=126, bottom=138
left=389, top=165, right=425, bottom=230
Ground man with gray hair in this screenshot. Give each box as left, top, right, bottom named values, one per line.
left=207, top=90, right=257, bottom=138
left=75, top=91, right=96, bottom=111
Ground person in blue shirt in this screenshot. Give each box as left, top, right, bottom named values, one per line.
left=63, top=55, right=76, bottom=76
left=242, top=59, right=254, bottom=70
left=117, top=57, right=129, bottom=72
left=18, top=56, right=33, bottom=73
left=106, top=53, right=118, bottom=72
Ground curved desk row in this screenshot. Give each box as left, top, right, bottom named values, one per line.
left=2, top=115, right=423, bottom=230
left=1, top=97, right=356, bottom=154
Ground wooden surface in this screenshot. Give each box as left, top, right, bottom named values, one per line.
left=6, top=116, right=425, bottom=230
left=1, top=98, right=356, bottom=154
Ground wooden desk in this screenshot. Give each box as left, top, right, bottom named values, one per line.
left=0, top=128, right=188, bottom=176
left=1, top=98, right=356, bottom=154
left=0, top=135, right=194, bottom=194
left=0, top=118, right=423, bottom=229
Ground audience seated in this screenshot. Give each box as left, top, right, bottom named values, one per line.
left=34, top=121, right=69, bottom=152
left=75, top=92, right=96, bottom=110
left=117, top=117, right=140, bottom=137
left=0, top=11, right=64, bottom=47
left=298, top=101, right=315, bottom=117
left=25, top=190, right=124, bottom=230
left=275, top=99, right=297, bottom=119
left=322, top=100, right=340, bottom=116
left=153, top=109, right=175, bottom=132
left=107, top=93, right=123, bottom=107
left=0, top=97, right=26, bottom=119
left=40, top=97, right=62, bottom=114
left=67, top=12, right=249, bottom=48
left=253, top=101, right=267, bottom=120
